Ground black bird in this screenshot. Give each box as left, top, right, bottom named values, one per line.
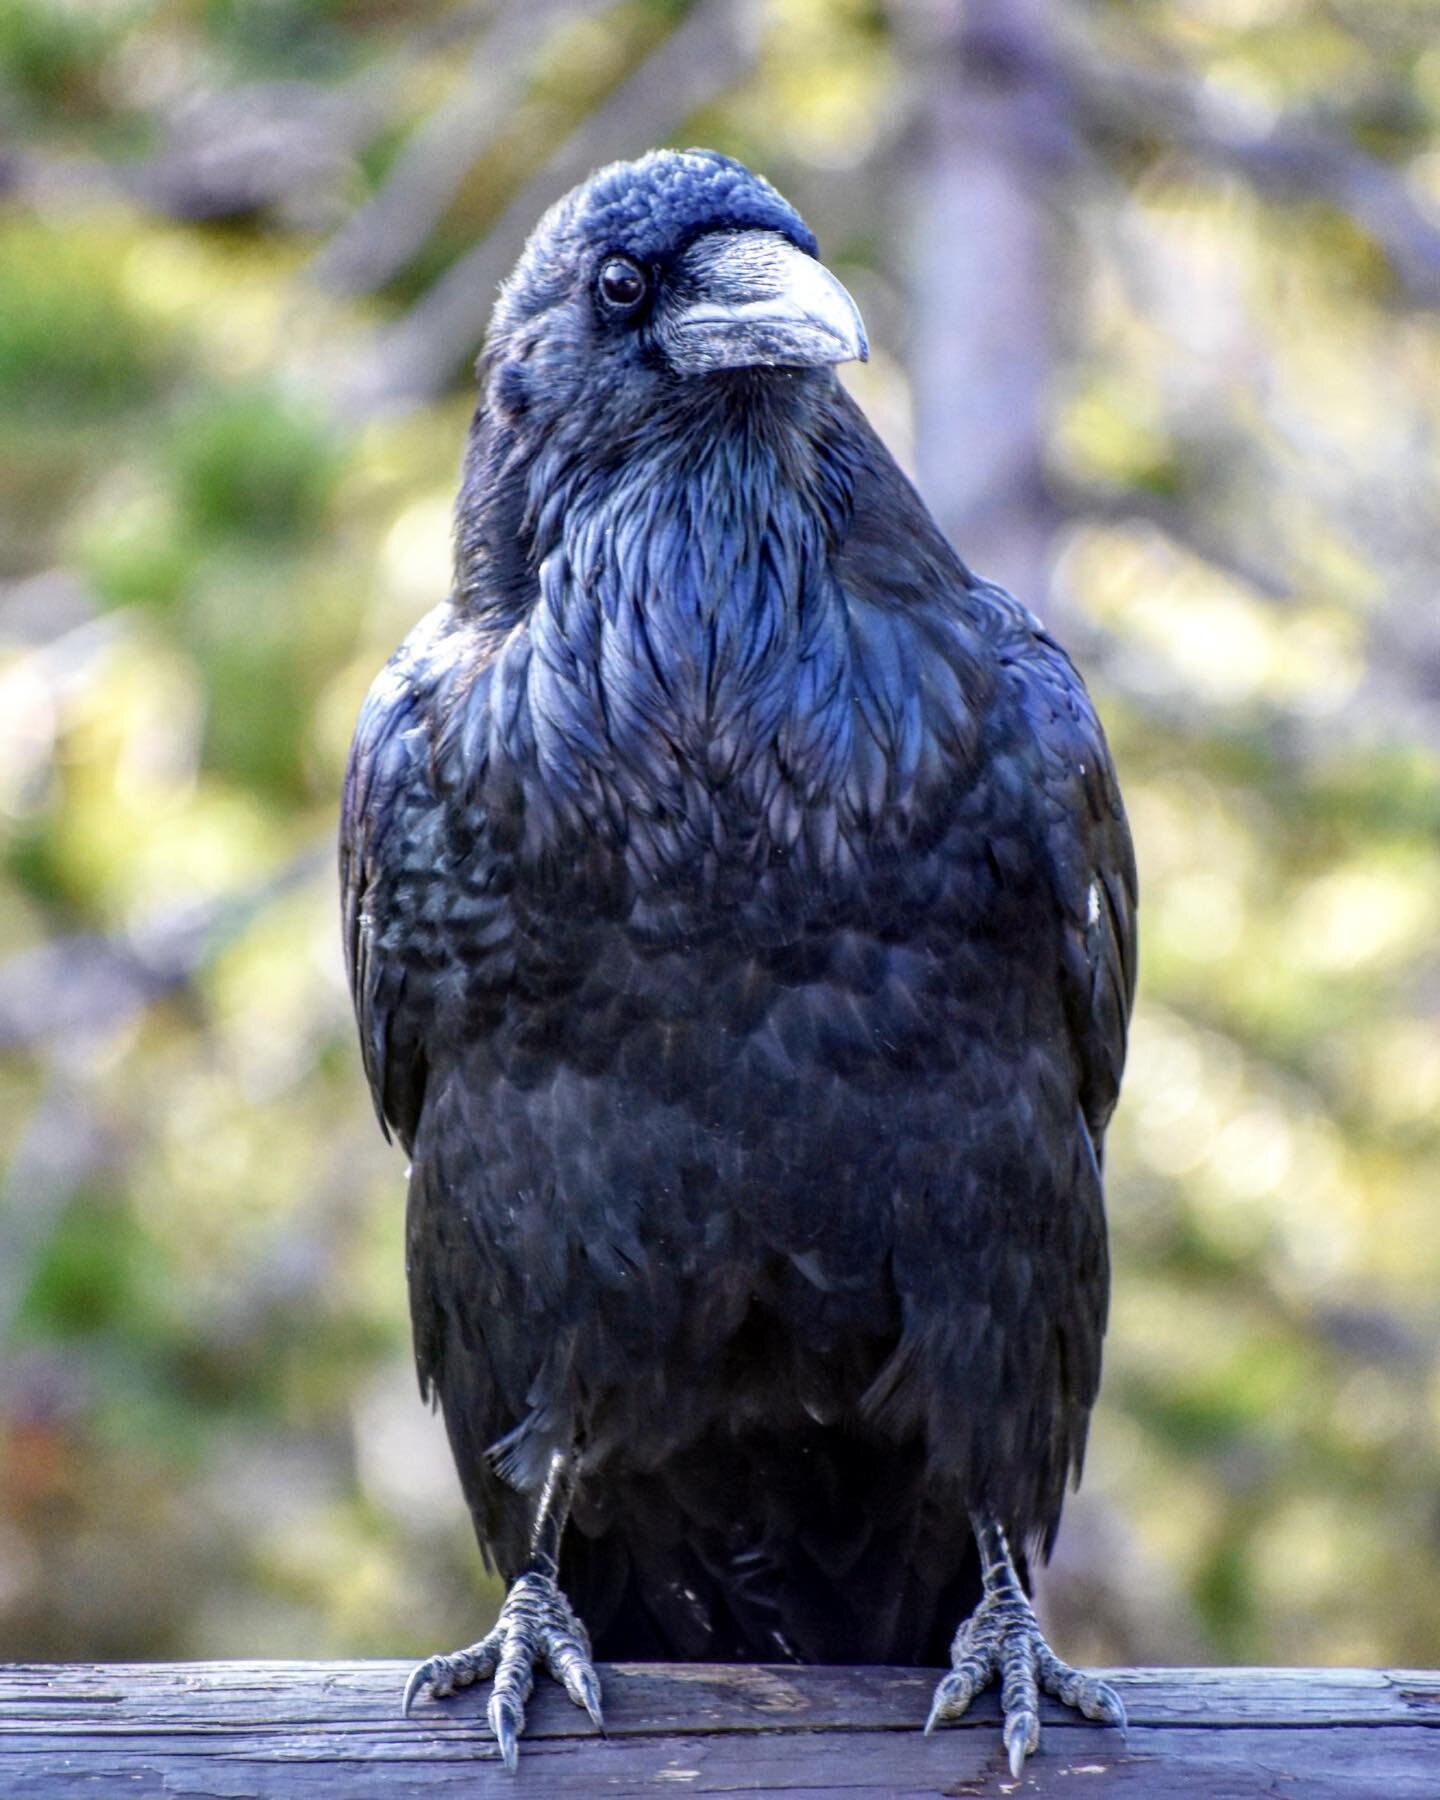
left=341, top=148, right=1136, bottom=1776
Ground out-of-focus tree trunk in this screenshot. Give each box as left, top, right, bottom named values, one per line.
left=902, top=0, right=1068, bottom=620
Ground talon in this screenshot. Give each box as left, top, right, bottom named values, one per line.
left=1034, top=1644, right=1127, bottom=1728
left=489, top=1692, right=522, bottom=1775
left=924, top=1667, right=974, bottom=1734
left=401, top=1662, right=430, bottom=1717
left=400, top=1569, right=602, bottom=1769
left=1004, top=1706, right=1039, bottom=1778
left=567, top=1661, right=605, bottom=1728
left=927, top=1511, right=1123, bottom=1773
left=1079, top=1677, right=1126, bottom=1727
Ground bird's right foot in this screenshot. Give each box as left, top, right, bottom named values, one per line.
left=925, top=1509, right=1124, bottom=1777
left=402, top=1569, right=602, bottom=1772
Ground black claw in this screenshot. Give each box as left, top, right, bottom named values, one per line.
left=1089, top=1680, right=1127, bottom=1728
left=402, top=1574, right=599, bottom=1768
left=575, top=1666, right=604, bottom=1729
left=489, top=1694, right=521, bottom=1775
left=928, top=1546, right=1124, bottom=1777
left=1004, top=1706, right=1039, bottom=1778
left=401, top=1663, right=431, bottom=1718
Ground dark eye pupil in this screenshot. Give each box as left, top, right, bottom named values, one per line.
left=600, top=259, right=644, bottom=307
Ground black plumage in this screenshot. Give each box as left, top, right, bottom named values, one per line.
left=341, top=149, right=1136, bottom=1770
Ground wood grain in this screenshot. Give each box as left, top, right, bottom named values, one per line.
left=2, top=1662, right=1436, bottom=1797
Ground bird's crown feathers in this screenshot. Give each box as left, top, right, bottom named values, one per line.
left=566, top=147, right=817, bottom=264
left=492, top=148, right=817, bottom=337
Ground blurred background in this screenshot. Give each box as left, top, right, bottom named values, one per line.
left=2, top=0, right=1438, bottom=1673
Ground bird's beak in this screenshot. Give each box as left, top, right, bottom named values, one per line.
left=662, top=229, right=868, bottom=375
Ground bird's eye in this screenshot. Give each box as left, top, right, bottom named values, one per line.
left=598, top=257, right=647, bottom=311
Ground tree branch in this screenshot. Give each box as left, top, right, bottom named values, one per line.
left=340, top=0, right=754, bottom=415
left=1065, top=52, right=1440, bottom=308
left=309, top=0, right=614, bottom=297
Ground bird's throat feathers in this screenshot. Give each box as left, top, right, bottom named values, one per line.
left=452, top=374, right=988, bottom=866
left=555, top=386, right=848, bottom=720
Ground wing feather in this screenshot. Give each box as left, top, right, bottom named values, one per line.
left=339, top=611, right=454, bottom=1154
left=1000, top=611, right=1137, bottom=1147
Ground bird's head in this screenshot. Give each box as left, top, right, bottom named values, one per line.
left=482, top=148, right=867, bottom=429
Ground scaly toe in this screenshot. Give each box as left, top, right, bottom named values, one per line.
left=1034, top=1642, right=1127, bottom=1727
left=1084, top=1678, right=1127, bottom=1728
left=927, top=1580, right=1122, bottom=1776
left=400, top=1573, right=603, bottom=1771
left=559, top=1653, right=605, bottom=1728
left=924, top=1653, right=992, bottom=1733
left=402, top=1642, right=496, bottom=1715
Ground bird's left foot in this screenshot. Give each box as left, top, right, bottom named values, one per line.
left=926, top=1573, right=1124, bottom=1777
left=401, top=1569, right=602, bottom=1772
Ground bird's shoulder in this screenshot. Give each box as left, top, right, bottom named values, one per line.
left=340, top=601, right=508, bottom=1149
left=967, top=585, right=1138, bottom=1142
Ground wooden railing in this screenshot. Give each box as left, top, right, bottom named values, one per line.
left=2, top=1660, right=1436, bottom=1795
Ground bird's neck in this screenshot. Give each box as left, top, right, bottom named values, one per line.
left=457, top=373, right=851, bottom=617
left=533, top=374, right=852, bottom=587
left=453, top=377, right=988, bottom=868
left=517, top=381, right=856, bottom=775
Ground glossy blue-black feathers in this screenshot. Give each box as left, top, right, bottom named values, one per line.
left=340, top=152, right=1136, bottom=1665
left=562, top=147, right=816, bottom=266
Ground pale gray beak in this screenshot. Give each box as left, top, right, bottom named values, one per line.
left=661, top=229, right=868, bottom=375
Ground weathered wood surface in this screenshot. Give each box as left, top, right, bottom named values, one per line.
left=1, top=1662, right=1436, bottom=1798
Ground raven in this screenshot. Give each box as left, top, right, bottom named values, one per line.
left=341, top=148, right=1136, bottom=1777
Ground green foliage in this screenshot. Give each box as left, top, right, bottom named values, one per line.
left=199, top=0, right=354, bottom=79
left=17, top=1191, right=160, bottom=1342
left=168, top=389, right=339, bottom=545
left=0, top=0, right=130, bottom=119
left=0, top=223, right=166, bottom=419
